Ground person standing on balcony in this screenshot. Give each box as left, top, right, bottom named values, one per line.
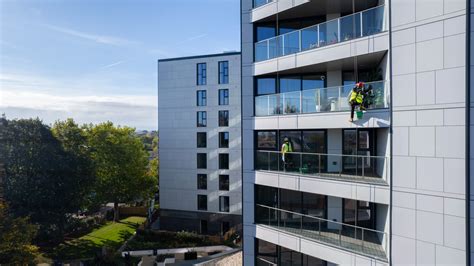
left=281, top=137, right=293, bottom=171
left=349, top=82, right=364, bottom=122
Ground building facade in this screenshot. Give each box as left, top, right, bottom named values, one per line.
left=241, top=0, right=470, bottom=265
left=158, top=52, right=242, bottom=235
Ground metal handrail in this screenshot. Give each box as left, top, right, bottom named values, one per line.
left=256, top=80, right=385, bottom=98
left=256, top=204, right=385, bottom=234
left=255, top=4, right=385, bottom=45
left=254, top=80, right=389, bottom=116
left=256, top=150, right=388, bottom=160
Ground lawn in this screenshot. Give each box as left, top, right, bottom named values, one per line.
left=48, top=216, right=146, bottom=260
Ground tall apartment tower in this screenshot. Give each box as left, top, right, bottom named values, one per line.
left=241, top=0, right=470, bottom=265
left=158, top=52, right=242, bottom=235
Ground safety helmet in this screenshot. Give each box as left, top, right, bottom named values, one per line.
left=284, top=137, right=289, bottom=142
left=356, top=82, right=364, bottom=87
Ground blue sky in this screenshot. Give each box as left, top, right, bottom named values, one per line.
left=0, top=0, right=240, bottom=130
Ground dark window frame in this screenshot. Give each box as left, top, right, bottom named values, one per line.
left=197, top=153, right=207, bottom=169
left=196, top=90, right=207, bottom=106
left=219, top=175, right=230, bottom=191
left=254, top=73, right=327, bottom=96
left=219, top=132, right=229, bottom=148
left=197, top=111, right=207, bottom=127
left=219, top=196, right=230, bottom=212
left=197, top=132, right=207, bottom=148
left=218, top=89, right=229, bottom=105
left=197, top=63, right=207, bottom=85
left=218, top=110, right=229, bottom=127
left=197, top=194, right=208, bottom=211
left=197, top=174, right=207, bottom=190
left=219, top=153, right=229, bottom=169
left=218, top=61, right=229, bottom=84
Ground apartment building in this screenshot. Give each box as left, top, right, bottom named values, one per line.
left=241, top=0, right=469, bottom=265
left=158, top=52, right=242, bottom=235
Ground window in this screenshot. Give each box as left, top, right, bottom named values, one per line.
left=221, top=221, right=230, bottom=236
left=219, top=196, right=229, bottom=212
left=218, top=110, right=229, bottom=127
left=197, top=132, right=207, bottom=148
left=197, top=111, right=207, bottom=127
left=219, top=132, right=229, bottom=148
left=256, top=77, right=276, bottom=95
left=218, top=61, right=229, bottom=84
left=280, top=76, right=301, bottom=93
left=197, top=195, right=207, bottom=211
left=197, top=153, right=207, bottom=169
left=196, top=90, right=206, bottom=106
left=200, top=220, right=208, bottom=234
left=219, top=153, right=229, bottom=169
left=256, top=131, right=277, bottom=150
left=219, top=175, right=229, bottom=191
left=218, top=89, right=229, bottom=105
left=197, top=63, right=206, bottom=85
left=197, top=174, right=207, bottom=190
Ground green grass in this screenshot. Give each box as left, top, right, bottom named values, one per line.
left=47, top=216, right=146, bottom=260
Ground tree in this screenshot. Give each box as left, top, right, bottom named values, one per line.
left=51, top=119, right=95, bottom=211
left=0, top=202, right=39, bottom=265
left=86, top=122, right=157, bottom=221
left=0, top=118, right=92, bottom=240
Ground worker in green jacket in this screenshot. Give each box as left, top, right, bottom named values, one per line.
left=281, top=137, right=293, bottom=171
left=349, top=82, right=364, bottom=122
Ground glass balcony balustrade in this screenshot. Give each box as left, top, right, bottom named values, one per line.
left=254, top=0, right=273, bottom=8
left=255, top=150, right=388, bottom=184
left=254, top=5, right=386, bottom=62
left=255, top=204, right=388, bottom=260
left=255, top=80, right=388, bottom=117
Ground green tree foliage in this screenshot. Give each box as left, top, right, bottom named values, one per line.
left=52, top=119, right=96, bottom=210
left=86, top=122, right=157, bottom=221
left=0, top=202, right=39, bottom=265
left=0, top=118, right=91, bottom=240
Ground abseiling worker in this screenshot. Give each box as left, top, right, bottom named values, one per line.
left=349, top=82, right=365, bottom=122
left=281, top=137, right=293, bottom=170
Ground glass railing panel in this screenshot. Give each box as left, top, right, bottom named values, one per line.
left=254, top=81, right=387, bottom=117
left=255, top=151, right=388, bottom=182
left=280, top=91, right=300, bottom=114
left=318, top=19, right=339, bottom=48
left=254, top=0, right=273, bottom=8
left=301, top=89, right=319, bottom=113
left=255, top=151, right=280, bottom=171
left=301, top=25, right=318, bottom=51
left=254, top=5, right=386, bottom=62
left=340, top=12, right=362, bottom=41
left=362, top=6, right=385, bottom=36
left=255, top=41, right=268, bottom=62
left=280, top=31, right=300, bottom=56
left=255, top=205, right=388, bottom=260
left=319, top=86, right=341, bottom=112
left=255, top=94, right=280, bottom=116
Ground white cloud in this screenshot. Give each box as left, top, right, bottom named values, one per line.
left=0, top=71, right=157, bottom=130
left=177, top=33, right=208, bottom=45
left=100, top=60, right=126, bottom=69
left=0, top=90, right=157, bottom=130
left=43, top=24, right=139, bottom=46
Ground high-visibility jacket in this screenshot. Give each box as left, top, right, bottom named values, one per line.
left=349, top=90, right=363, bottom=104
left=281, top=142, right=293, bottom=154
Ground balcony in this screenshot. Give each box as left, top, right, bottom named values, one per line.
left=254, top=0, right=273, bottom=8
left=255, top=204, right=388, bottom=261
left=255, top=81, right=388, bottom=117
left=254, top=5, right=386, bottom=62
left=255, top=150, right=388, bottom=185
